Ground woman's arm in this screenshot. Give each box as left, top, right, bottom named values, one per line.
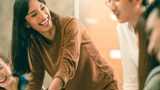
left=49, top=18, right=82, bottom=90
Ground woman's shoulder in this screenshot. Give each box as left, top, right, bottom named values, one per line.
left=59, top=16, right=81, bottom=34
left=59, top=16, right=78, bottom=28
left=59, top=16, right=88, bottom=38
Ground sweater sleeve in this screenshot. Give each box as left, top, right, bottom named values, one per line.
left=54, top=18, right=81, bottom=88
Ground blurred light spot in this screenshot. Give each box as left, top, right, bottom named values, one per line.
left=109, top=49, right=121, bottom=59
left=85, top=18, right=98, bottom=25
left=110, top=14, right=118, bottom=21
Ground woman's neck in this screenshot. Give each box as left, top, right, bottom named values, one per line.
left=40, top=26, right=56, bottom=40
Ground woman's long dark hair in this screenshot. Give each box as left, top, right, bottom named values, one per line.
left=12, top=0, right=61, bottom=76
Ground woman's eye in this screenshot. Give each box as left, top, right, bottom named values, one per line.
left=31, top=13, right=37, bottom=17
left=41, top=6, right=45, bottom=10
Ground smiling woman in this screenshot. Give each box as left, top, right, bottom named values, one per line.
left=11, top=0, right=118, bottom=90
left=25, top=0, right=53, bottom=35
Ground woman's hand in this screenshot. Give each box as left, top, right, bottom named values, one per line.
left=48, top=77, right=63, bottom=90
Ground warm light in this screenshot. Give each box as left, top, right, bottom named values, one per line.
left=109, top=49, right=121, bottom=59
left=85, top=18, right=98, bottom=25
left=110, top=14, right=118, bottom=22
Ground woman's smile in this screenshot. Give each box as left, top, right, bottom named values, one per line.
left=39, top=16, right=49, bottom=27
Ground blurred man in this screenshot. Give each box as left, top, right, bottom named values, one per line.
left=105, top=0, right=143, bottom=90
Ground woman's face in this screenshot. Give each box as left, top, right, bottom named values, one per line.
left=0, top=58, right=12, bottom=87
left=25, top=0, right=53, bottom=33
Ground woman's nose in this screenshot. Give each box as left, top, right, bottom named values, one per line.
left=38, top=11, right=47, bottom=20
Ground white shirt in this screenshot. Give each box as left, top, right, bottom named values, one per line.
left=117, top=22, right=139, bottom=90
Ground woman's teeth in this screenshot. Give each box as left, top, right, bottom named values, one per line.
left=40, top=18, right=49, bottom=26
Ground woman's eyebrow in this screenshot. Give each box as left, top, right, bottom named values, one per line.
left=28, top=4, right=43, bottom=15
